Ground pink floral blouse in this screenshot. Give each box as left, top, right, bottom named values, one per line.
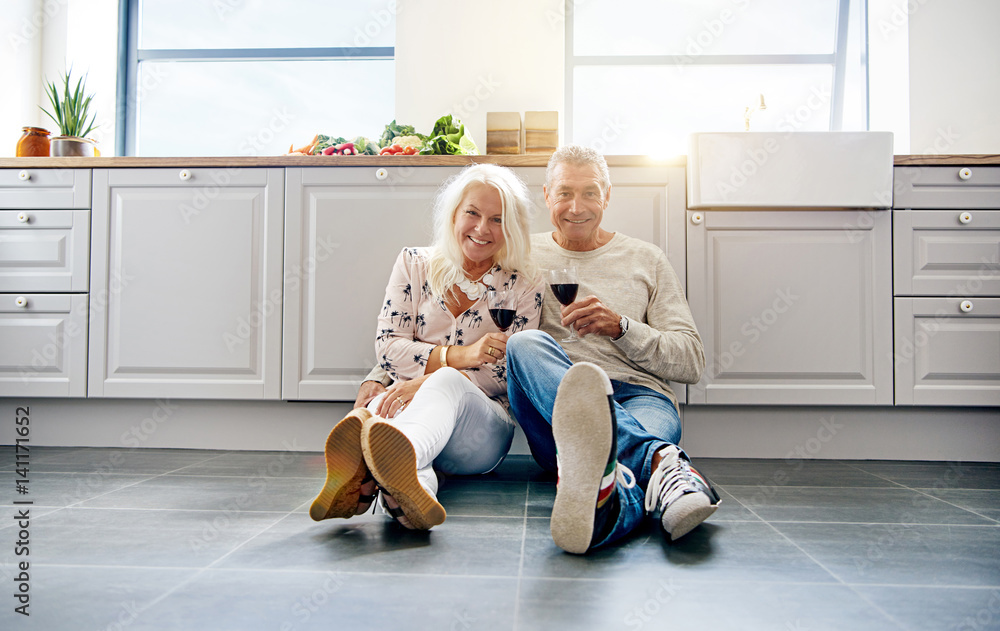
left=375, top=247, right=544, bottom=400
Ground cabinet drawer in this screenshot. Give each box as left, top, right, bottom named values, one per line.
left=893, top=166, right=1000, bottom=209
left=0, top=293, right=88, bottom=397
left=893, top=209, right=1000, bottom=297
left=894, top=297, right=1000, bottom=406
left=0, top=169, right=91, bottom=209
left=0, top=209, right=90, bottom=291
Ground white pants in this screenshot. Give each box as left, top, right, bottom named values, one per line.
left=367, top=367, right=515, bottom=496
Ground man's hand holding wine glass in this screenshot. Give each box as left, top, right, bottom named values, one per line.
left=558, top=295, right=623, bottom=338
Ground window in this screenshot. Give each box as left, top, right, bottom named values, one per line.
left=120, top=0, right=396, bottom=156
left=567, top=0, right=868, bottom=156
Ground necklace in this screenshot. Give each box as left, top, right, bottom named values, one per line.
left=456, top=266, right=495, bottom=301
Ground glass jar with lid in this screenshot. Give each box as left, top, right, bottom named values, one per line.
left=16, top=127, right=51, bottom=157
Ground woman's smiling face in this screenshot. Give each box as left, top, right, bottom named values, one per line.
left=453, top=182, right=505, bottom=269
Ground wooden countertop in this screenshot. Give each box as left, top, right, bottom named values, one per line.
left=0, top=154, right=684, bottom=168
left=1, top=154, right=997, bottom=168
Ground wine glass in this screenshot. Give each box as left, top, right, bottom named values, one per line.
left=487, top=289, right=516, bottom=333
left=546, top=267, right=579, bottom=343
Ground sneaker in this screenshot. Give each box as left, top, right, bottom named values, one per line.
left=309, top=408, right=379, bottom=521
left=644, top=444, right=720, bottom=541
left=360, top=416, right=446, bottom=530
left=550, top=362, right=636, bottom=554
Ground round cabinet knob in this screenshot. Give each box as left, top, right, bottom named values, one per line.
left=960, top=300, right=974, bottom=313
left=18, top=170, right=30, bottom=181
left=375, top=168, right=389, bottom=181
left=179, top=169, right=192, bottom=181
left=959, top=212, right=973, bottom=225
left=958, top=168, right=972, bottom=181
left=15, top=296, right=28, bottom=308
left=17, top=212, right=29, bottom=223
left=690, top=212, right=704, bottom=225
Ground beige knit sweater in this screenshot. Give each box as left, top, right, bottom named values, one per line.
left=533, top=231, right=705, bottom=408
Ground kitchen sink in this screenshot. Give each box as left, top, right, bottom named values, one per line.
left=686, top=131, right=894, bottom=209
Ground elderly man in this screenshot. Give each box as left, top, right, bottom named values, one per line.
left=504, top=145, right=718, bottom=554
left=356, top=145, right=719, bottom=554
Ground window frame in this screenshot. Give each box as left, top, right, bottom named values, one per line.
left=115, top=0, right=395, bottom=156
left=563, top=0, right=869, bottom=146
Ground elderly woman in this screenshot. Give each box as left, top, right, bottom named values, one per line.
left=310, top=163, right=543, bottom=530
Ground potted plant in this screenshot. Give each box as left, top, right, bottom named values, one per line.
left=41, top=68, right=99, bottom=157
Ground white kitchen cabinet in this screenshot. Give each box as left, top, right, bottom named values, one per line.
left=686, top=210, right=893, bottom=405
left=0, top=168, right=91, bottom=209
left=0, top=293, right=88, bottom=397
left=282, top=164, right=688, bottom=401
left=89, top=168, right=284, bottom=399
left=0, top=168, right=91, bottom=397
left=893, top=165, right=1000, bottom=406
left=894, top=297, right=1000, bottom=406
left=282, top=166, right=462, bottom=400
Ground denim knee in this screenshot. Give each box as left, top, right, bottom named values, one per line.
left=507, top=329, right=552, bottom=359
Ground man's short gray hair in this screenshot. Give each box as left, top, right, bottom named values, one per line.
left=545, top=145, right=611, bottom=194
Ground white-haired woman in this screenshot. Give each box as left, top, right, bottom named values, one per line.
left=310, top=163, right=543, bottom=530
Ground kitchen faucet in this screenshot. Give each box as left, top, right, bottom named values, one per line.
left=744, top=93, right=767, bottom=131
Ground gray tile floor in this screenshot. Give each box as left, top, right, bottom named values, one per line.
left=2, top=446, right=999, bottom=630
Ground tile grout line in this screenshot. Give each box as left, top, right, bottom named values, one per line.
left=511, top=482, right=530, bottom=631
left=135, top=508, right=296, bottom=615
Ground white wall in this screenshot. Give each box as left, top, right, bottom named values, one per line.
left=394, top=0, right=565, bottom=150
left=908, top=0, right=1000, bottom=154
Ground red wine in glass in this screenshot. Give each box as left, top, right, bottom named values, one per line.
left=546, top=267, right=580, bottom=342
left=487, top=289, right=515, bottom=333
left=550, top=283, right=578, bottom=306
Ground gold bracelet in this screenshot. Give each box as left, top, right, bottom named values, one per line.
left=440, top=345, right=449, bottom=368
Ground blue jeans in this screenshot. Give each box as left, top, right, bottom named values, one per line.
left=506, top=330, right=681, bottom=549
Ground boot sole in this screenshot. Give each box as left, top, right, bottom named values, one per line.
left=662, top=492, right=719, bottom=541
left=309, top=408, right=372, bottom=521
left=361, top=419, right=446, bottom=530
left=551, top=363, right=614, bottom=554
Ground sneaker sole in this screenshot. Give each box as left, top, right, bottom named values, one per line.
left=662, top=492, right=719, bottom=541
left=361, top=418, right=446, bottom=530
left=551, top=363, right=614, bottom=554
left=309, top=409, right=371, bottom=521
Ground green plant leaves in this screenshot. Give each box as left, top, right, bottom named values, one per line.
left=40, top=68, right=97, bottom=138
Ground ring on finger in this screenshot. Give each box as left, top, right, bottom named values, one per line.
left=487, top=347, right=495, bottom=357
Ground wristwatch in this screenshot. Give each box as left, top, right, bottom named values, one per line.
left=612, top=315, right=629, bottom=341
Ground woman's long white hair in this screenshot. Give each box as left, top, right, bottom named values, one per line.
left=426, top=163, right=538, bottom=301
